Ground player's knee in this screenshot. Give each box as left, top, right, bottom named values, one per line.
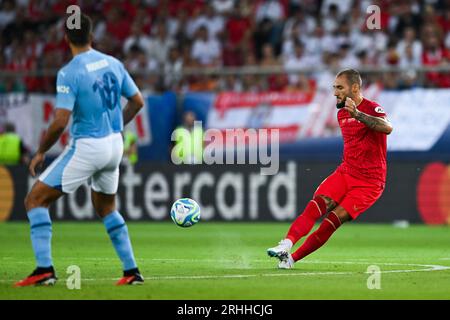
left=25, top=189, right=54, bottom=211
left=25, top=192, right=42, bottom=211
left=317, top=195, right=337, bottom=212
left=329, top=209, right=352, bottom=224
left=312, top=195, right=327, bottom=215
left=94, top=204, right=115, bottom=218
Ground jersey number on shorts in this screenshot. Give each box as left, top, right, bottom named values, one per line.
left=93, top=72, right=120, bottom=110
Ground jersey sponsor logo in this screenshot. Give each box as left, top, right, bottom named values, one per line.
left=86, top=59, right=109, bottom=72
left=375, top=106, right=385, bottom=113
left=57, top=85, right=70, bottom=94
left=340, top=118, right=358, bottom=124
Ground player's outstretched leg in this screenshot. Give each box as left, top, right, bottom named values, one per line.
left=15, top=182, right=62, bottom=287
left=288, top=209, right=350, bottom=268
left=102, top=211, right=144, bottom=285
left=267, top=196, right=328, bottom=263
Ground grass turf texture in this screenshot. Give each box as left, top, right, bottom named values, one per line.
left=0, top=222, right=449, bottom=300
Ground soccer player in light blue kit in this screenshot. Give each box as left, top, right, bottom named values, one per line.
left=15, top=14, right=145, bottom=286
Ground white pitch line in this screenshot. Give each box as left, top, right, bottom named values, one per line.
left=1, top=261, right=448, bottom=283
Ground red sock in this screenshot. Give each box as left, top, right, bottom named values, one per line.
left=292, top=211, right=342, bottom=262
left=286, top=196, right=327, bottom=245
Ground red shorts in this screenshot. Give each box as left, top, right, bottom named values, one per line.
left=314, top=170, right=384, bottom=219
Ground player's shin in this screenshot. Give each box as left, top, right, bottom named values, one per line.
left=28, top=207, right=53, bottom=268
left=292, top=211, right=342, bottom=262
left=286, top=196, right=327, bottom=245
left=103, top=211, right=137, bottom=271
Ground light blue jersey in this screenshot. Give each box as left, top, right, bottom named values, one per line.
left=56, top=49, right=138, bottom=139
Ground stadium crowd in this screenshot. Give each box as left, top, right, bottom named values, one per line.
left=0, top=0, right=450, bottom=94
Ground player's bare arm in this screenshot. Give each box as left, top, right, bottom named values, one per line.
left=29, top=109, right=71, bottom=177
left=123, top=92, right=145, bottom=126
left=344, top=98, right=393, bottom=135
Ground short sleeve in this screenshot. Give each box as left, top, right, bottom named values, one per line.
left=121, top=64, right=139, bottom=98
left=55, top=69, right=77, bottom=111
left=364, top=102, right=387, bottom=118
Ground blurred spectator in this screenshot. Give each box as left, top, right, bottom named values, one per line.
left=125, top=45, right=158, bottom=74
left=445, top=32, right=450, bottom=51
left=338, top=43, right=360, bottom=69
left=218, top=74, right=243, bottom=92
left=172, top=111, right=204, bottom=165
left=286, top=73, right=315, bottom=93
left=320, top=0, right=352, bottom=17
left=186, top=5, right=207, bottom=39
left=212, top=0, right=235, bottom=15
left=0, top=122, right=30, bottom=165
left=254, top=0, right=285, bottom=56
left=148, top=22, right=175, bottom=65
left=223, top=2, right=252, bottom=66
left=322, top=3, right=341, bottom=34
left=422, top=34, right=450, bottom=87
left=191, top=26, right=222, bottom=67
left=302, top=25, right=326, bottom=57
left=197, top=4, right=225, bottom=40
left=397, top=27, right=422, bottom=64
left=283, top=41, right=312, bottom=85
left=260, top=43, right=287, bottom=91
left=172, top=10, right=191, bottom=49
left=380, top=40, right=400, bottom=66
left=0, top=0, right=16, bottom=29
left=283, top=6, right=316, bottom=41
left=389, top=0, right=422, bottom=37
left=123, top=22, right=152, bottom=55
left=123, top=130, right=138, bottom=165
left=105, top=7, right=131, bottom=42
left=0, top=0, right=450, bottom=93
left=241, top=53, right=264, bottom=92
left=438, top=7, right=450, bottom=33
left=260, top=43, right=280, bottom=67
left=255, top=0, right=285, bottom=23
left=133, top=5, right=153, bottom=34
left=164, top=47, right=184, bottom=90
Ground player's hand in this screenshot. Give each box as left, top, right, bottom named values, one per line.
left=29, top=152, right=45, bottom=177
left=343, top=97, right=360, bottom=118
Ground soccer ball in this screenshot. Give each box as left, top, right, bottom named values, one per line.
left=170, top=198, right=201, bottom=228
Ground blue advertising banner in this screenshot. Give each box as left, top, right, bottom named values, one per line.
left=139, top=91, right=177, bottom=162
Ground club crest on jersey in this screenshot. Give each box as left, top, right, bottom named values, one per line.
left=374, top=106, right=384, bottom=113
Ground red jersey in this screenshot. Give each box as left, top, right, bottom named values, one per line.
left=336, top=98, right=387, bottom=187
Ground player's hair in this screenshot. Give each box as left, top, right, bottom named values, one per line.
left=64, top=13, right=92, bottom=46
left=336, top=69, right=362, bottom=88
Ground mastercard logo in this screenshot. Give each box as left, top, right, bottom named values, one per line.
left=0, top=166, right=14, bottom=222
left=417, top=162, right=450, bottom=225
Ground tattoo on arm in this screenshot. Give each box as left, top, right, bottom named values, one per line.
left=354, top=111, right=393, bottom=134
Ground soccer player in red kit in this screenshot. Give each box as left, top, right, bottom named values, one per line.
left=267, top=69, right=393, bottom=268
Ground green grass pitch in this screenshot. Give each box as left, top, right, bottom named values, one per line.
left=0, top=222, right=449, bottom=300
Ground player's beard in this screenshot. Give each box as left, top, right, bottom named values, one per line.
left=336, top=93, right=354, bottom=109
left=336, top=96, right=347, bottom=109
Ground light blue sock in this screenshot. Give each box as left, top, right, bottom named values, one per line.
left=28, top=207, right=53, bottom=268
left=103, top=211, right=137, bottom=271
